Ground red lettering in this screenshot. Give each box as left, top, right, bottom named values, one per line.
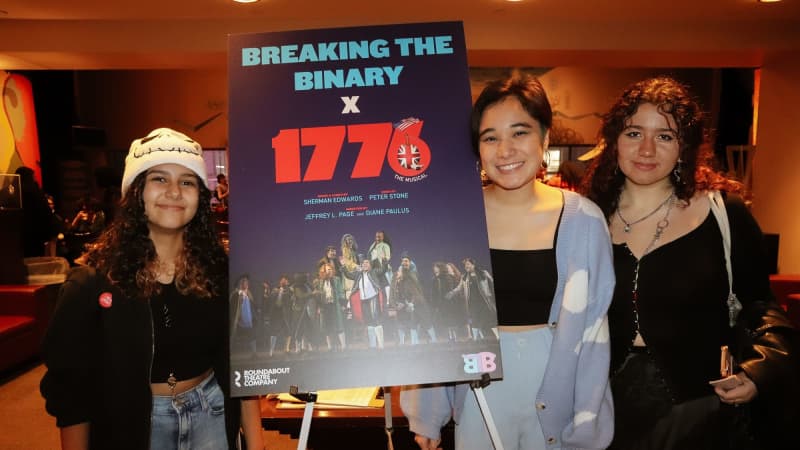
left=272, top=128, right=301, bottom=183
left=302, top=126, right=345, bottom=182
left=271, top=120, right=431, bottom=183
left=348, top=122, right=392, bottom=179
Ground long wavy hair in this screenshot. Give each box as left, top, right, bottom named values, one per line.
left=445, top=262, right=462, bottom=281
left=340, top=233, right=359, bottom=270
left=85, top=171, right=228, bottom=300
left=580, top=76, right=739, bottom=218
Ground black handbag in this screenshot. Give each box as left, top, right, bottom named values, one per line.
left=709, top=191, right=800, bottom=449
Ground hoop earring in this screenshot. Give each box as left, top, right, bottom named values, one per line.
left=673, top=158, right=683, bottom=184
left=542, top=150, right=551, bottom=169
left=476, top=160, right=489, bottom=185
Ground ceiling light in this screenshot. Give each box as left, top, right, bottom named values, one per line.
left=757, top=0, right=782, bottom=3
left=233, top=0, right=260, bottom=3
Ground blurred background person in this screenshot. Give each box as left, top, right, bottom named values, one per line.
left=16, top=165, right=57, bottom=256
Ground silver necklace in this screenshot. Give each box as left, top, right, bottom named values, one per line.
left=616, top=192, right=674, bottom=233
left=629, top=195, right=675, bottom=345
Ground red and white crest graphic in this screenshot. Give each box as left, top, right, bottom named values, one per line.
left=397, top=142, right=424, bottom=171
left=388, top=118, right=431, bottom=178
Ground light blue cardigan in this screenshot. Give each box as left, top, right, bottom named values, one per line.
left=400, top=190, right=615, bottom=450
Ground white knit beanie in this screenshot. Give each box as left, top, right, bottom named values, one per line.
left=121, top=127, right=208, bottom=195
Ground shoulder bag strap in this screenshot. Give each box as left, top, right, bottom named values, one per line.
left=708, top=190, right=743, bottom=327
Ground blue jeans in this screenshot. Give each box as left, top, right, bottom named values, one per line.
left=150, top=371, right=229, bottom=450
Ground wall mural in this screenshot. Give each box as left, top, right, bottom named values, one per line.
left=1, top=72, right=41, bottom=183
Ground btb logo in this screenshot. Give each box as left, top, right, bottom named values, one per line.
left=462, top=352, right=497, bottom=374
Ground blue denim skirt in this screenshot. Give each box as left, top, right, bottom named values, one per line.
left=150, top=371, right=228, bottom=450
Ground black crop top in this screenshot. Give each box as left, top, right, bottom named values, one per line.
left=608, top=211, right=730, bottom=402
left=149, top=283, right=223, bottom=383
left=491, top=204, right=562, bottom=326
left=492, top=249, right=557, bottom=326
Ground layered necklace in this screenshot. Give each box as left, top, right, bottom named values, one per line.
left=626, top=192, right=676, bottom=349
left=616, top=191, right=674, bottom=233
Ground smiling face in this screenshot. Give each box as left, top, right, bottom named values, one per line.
left=463, top=259, right=475, bottom=273
left=616, top=102, right=680, bottom=189
left=142, top=163, right=200, bottom=235
left=478, top=96, right=549, bottom=191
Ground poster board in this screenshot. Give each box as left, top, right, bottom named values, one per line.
left=228, top=21, right=501, bottom=396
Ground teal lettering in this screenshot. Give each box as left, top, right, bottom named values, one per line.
left=242, top=48, right=260, bottom=66
left=325, top=70, right=345, bottom=88
left=394, top=38, right=413, bottom=56
left=244, top=39, right=401, bottom=66
left=318, top=42, right=338, bottom=61
left=293, top=66, right=403, bottom=91
left=294, top=72, right=314, bottom=91
left=383, top=66, right=403, bottom=85
left=347, top=40, right=370, bottom=59
left=281, top=45, right=298, bottom=63
left=344, top=69, right=364, bottom=87
left=370, top=39, right=390, bottom=58
left=435, top=35, right=454, bottom=54
left=261, top=47, right=280, bottom=64
left=298, top=44, right=318, bottom=63
left=364, top=68, right=383, bottom=86
left=314, top=70, right=324, bottom=90
left=394, top=35, right=454, bottom=56
left=412, top=36, right=437, bottom=55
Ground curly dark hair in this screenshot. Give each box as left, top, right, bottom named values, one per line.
left=580, top=76, right=739, bottom=218
left=85, top=171, right=228, bottom=300
left=471, top=71, right=553, bottom=157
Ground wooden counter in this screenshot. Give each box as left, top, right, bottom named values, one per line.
left=260, top=386, right=453, bottom=450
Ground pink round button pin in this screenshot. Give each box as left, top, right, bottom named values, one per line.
left=99, top=292, right=113, bottom=308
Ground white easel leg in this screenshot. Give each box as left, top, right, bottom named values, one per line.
left=290, top=388, right=317, bottom=450
left=471, top=381, right=505, bottom=450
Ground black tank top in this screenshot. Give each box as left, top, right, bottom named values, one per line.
left=491, top=204, right=562, bottom=326
left=150, top=283, right=221, bottom=382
